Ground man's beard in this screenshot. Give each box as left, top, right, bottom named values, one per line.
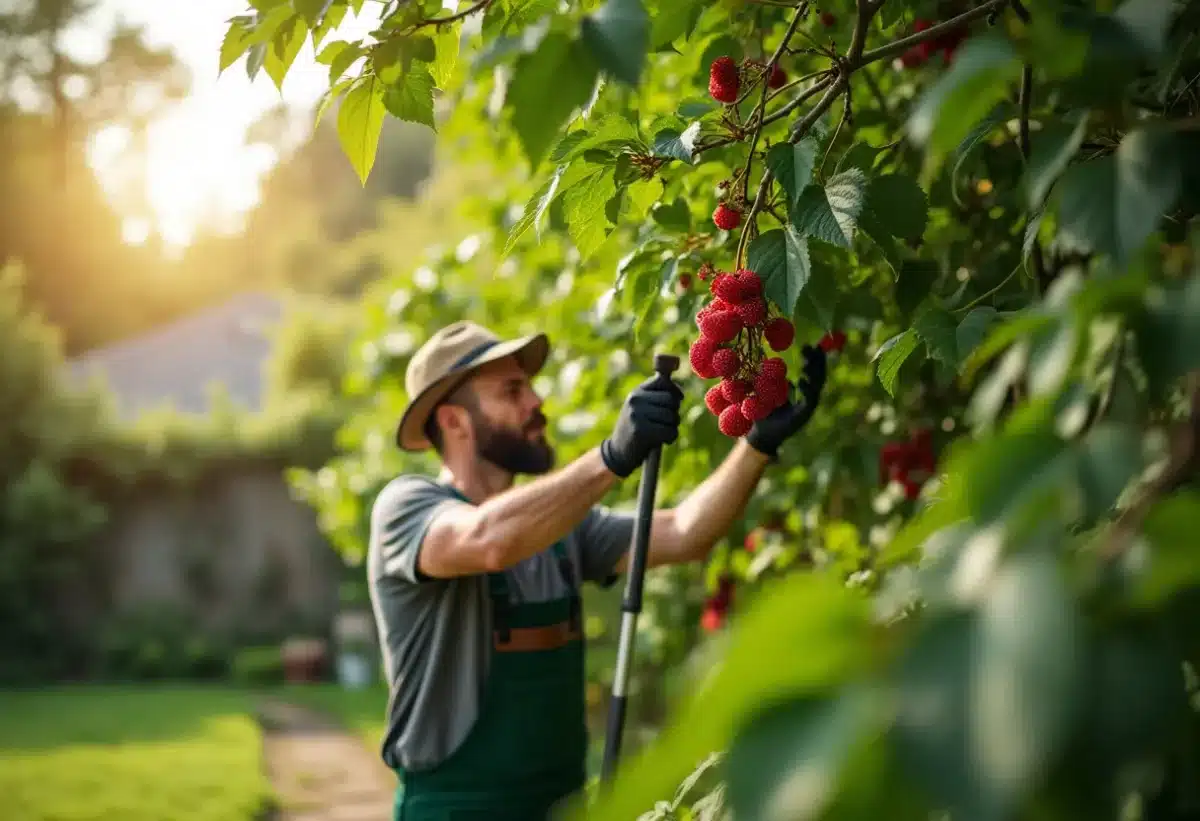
left=472, top=408, right=555, bottom=475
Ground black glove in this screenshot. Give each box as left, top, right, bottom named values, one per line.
left=746, top=344, right=828, bottom=459
left=601, top=372, right=685, bottom=478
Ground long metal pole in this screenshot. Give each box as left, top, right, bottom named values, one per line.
left=600, top=353, right=680, bottom=783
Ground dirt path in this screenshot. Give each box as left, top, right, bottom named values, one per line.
left=256, top=700, right=395, bottom=821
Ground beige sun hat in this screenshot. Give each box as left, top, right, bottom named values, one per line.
left=395, top=321, right=550, bottom=451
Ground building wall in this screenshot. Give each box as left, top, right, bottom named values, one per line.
left=92, top=465, right=342, bottom=640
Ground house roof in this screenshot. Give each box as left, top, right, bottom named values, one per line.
left=62, top=291, right=284, bottom=420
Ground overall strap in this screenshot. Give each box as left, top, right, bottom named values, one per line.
left=487, top=571, right=513, bottom=644
left=551, top=541, right=581, bottom=633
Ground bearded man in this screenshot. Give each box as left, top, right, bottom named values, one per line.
left=368, top=320, right=826, bottom=821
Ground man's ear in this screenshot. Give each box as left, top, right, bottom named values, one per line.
left=437, top=403, right=472, bottom=447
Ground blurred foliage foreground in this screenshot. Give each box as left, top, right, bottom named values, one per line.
left=227, top=0, right=1200, bottom=820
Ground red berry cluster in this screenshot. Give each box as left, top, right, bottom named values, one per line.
left=689, top=269, right=796, bottom=438
left=700, top=575, right=735, bottom=632
left=708, top=56, right=789, bottom=105
left=879, top=427, right=937, bottom=500
left=899, top=18, right=968, bottom=68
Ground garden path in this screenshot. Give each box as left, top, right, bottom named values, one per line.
left=257, top=699, right=395, bottom=821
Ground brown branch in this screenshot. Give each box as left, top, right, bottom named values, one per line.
left=411, top=0, right=491, bottom=29
left=853, top=0, right=1012, bottom=68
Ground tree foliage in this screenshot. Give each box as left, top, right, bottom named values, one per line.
left=229, top=0, right=1200, bottom=819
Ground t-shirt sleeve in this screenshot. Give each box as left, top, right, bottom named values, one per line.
left=574, top=505, right=635, bottom=586
left=371, top=477, right=466, bottom=584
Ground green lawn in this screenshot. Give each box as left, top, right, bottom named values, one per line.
left=0, top=686, right=275, bottom=821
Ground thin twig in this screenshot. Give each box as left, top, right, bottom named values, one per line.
left=853, top=0, right=1012, bottom=68
left=410, top=0, right=491, bottom=29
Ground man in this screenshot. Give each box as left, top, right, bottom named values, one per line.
left=368, top=320, right=827, bottom=821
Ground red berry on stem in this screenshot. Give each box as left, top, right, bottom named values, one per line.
left=698, top=310, right=743, bottom=344
left=758, top=357, right=787, bottom=383
left=736, top=299, right=767, bottom=328
left=768, top=63, right=787, bottom=88
left=701, top=606, right=724, bottom=632
left=741, top=395, right=772, bottom=422
left=820, top=11, right=836, bottom=26
left=708, top=56, right=740, bottom=103
left=718, top=404, right=753, bottom=437
left=713, top=274, right=746, bottom=304
left=713, top=202, right=741, bottom=231
left=764, top=317, right=795, bottom=351
left=678, top=272, right=692, bottom=289
left=819, top=330, right=847, bottom=353
left=689, top=336, right=719, bottom=378
left=720, top=378, right=750, bottom=403
left=734, top=269, right=762, bottom=300
left=711, top=348, right=741, bottom=378
left=705, top=385, right=731, bottom=416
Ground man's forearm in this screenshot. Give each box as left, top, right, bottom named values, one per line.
left=480, top=447, right=619, bottom=569
left=669, top=440, right=771, bottom=559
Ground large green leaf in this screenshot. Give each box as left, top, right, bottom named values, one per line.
left=725, top=685, right=879, bottom=821
left=337, top=74, right=387, bottom=185
left=913, top=303, right=959, bottom=366
left=956, top=307, right=998, bottom=365
left=874, top=331, right=919, bottom=397
left=1054, top=126, right=1183, bottom=265
left=580, top=0, right=649, bottom=86
left=1073, top=423, right=1142, bottom=521
left=907, top=34, right=1023, bottom=166
left=793, top=257, right=838, bottom=333
left=1025, top=112, right=1090, bottom=209
left=863, top=173, right=927, bottom=241
left=767, top=139, right=819, bottom=212
left=506, top=32, right=599, bottom=169
left=747, top=227, right=811, bottom=315
left=264, top=13, right=307, bottom=92
left=383, top=63, right=436, bottom=129
left=793, top=169, right=867, bottom=249
left=574, top=572, right=871, bottom=821
left=562, top=165, right=618, bottom=259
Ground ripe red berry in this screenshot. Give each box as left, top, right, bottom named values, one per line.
left=721, top=378, right=751, bottom=403
left=767, top=63, right=786, bottom=89
left=713, top=202, right=741, bottom=231
left=718, top=404, right=753, bottom=437
left=902, top=478, right=923, bottom=500
left=820, top=11, right=836, bottom=26
left=710, top=297, right=732, bottom=313
left=679, top=272, right=692, bottom=289
left=697, top=262, right=715, bottom=281
left=708, top=56, right=740, bottom=104
left=705, top=385, right=731, bottom=415
left=698, top=310, right=743, bottom=344
left=764, top=317, right=795, bottom=351
left=736, top=299, right=767, bottom=328
left=713, top=274, right=746, bottom=304
left=900, top=47, right=924, bottom=68
left=741, top=394, right=773, bottom=422
left=701, top=606, right=724, bottom=632
left=913, top=19, right=932, bottom=33
left=733, top=269, right=763, bottom=300
left=758, top=357, right=787, bottom=383
left=819, top=330, right=847, bottom=352
left=711, top=347, right=741, bottom=378
left=689, top=336, right=719, bottom=379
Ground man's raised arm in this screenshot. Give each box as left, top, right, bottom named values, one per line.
left=418, top=372, right=684, bottom=579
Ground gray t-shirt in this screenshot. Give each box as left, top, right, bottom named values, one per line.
left=367, top=474, right=635, bottom=773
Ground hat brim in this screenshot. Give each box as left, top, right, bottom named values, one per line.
left=395, top=333, right=550, bottom=452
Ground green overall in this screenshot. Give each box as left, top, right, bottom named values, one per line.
left=391, top=539, right=589, bottom=821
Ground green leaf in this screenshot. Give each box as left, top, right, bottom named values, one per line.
left=383, top=64, right=436, bottom=129
left=1133, top=274, right=1200, bottom=395
left=314, top=76, right=354, bottom=128
left=431, top=30, right=461, bottom=88
left=894, top=260, right=936, bottom=321
left=726, top=686, right=878, bottom=821
left=337, top=75, right=387, bottom=185
left=955, top=307, right=998, bottom=364
left=1074, top=423, right=1142, bottom=521
left=1025, top=112, right=1089, bottom=209
left=747, top=227, right=811, bottom=316
left=1055, top=126, right=1183, bottom=265
left=1113, top=0, right=1176, bottom=59
left=792, top=169, right=867, bottom=249
left=1132, top=492, right=1200, bottom=607
left=506, top=33, right=599, bottom=169
left=907, top=34, right=1022, bottom=166
left=767, top=139, right=819, bottom=211
left=913, top=302, right=959, bottom=366
left=219, top=17, right=255, bottom=73
left=294, top=0, right=332, bottom=25
left=651, top=199, right=691, bottom=232
left=651, top=123, right=700, bottom=164
left=863, top=173, right=927, bottom=241
left=959, top=423, right=1073, bottom=526
left=973, top=546, right=1084, bottom=816
left=264, top=14, right=308, bottom=92
left=504, top=168, right=567, bottom=256
left=321, top=41, right=364, bottom=84
left=562, top=165, right=618, bottom=259
left=875, top=331, right=919, bottom=397
left=649, top=0, right=703, bottom=47
left=580, top=0, right=649, bottom=87
left=245, top=42, right=267, bottom=80
left=311, top=1, right=345, bottom=48
left=793, top=257, right=838, bottom=333
left=577, top=573, right=871, bottom=821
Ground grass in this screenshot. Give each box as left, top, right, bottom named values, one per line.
left=0, top=685, right=276, bottom=821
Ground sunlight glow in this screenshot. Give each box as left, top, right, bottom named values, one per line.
left=83, top=0, right=381, bottom=251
